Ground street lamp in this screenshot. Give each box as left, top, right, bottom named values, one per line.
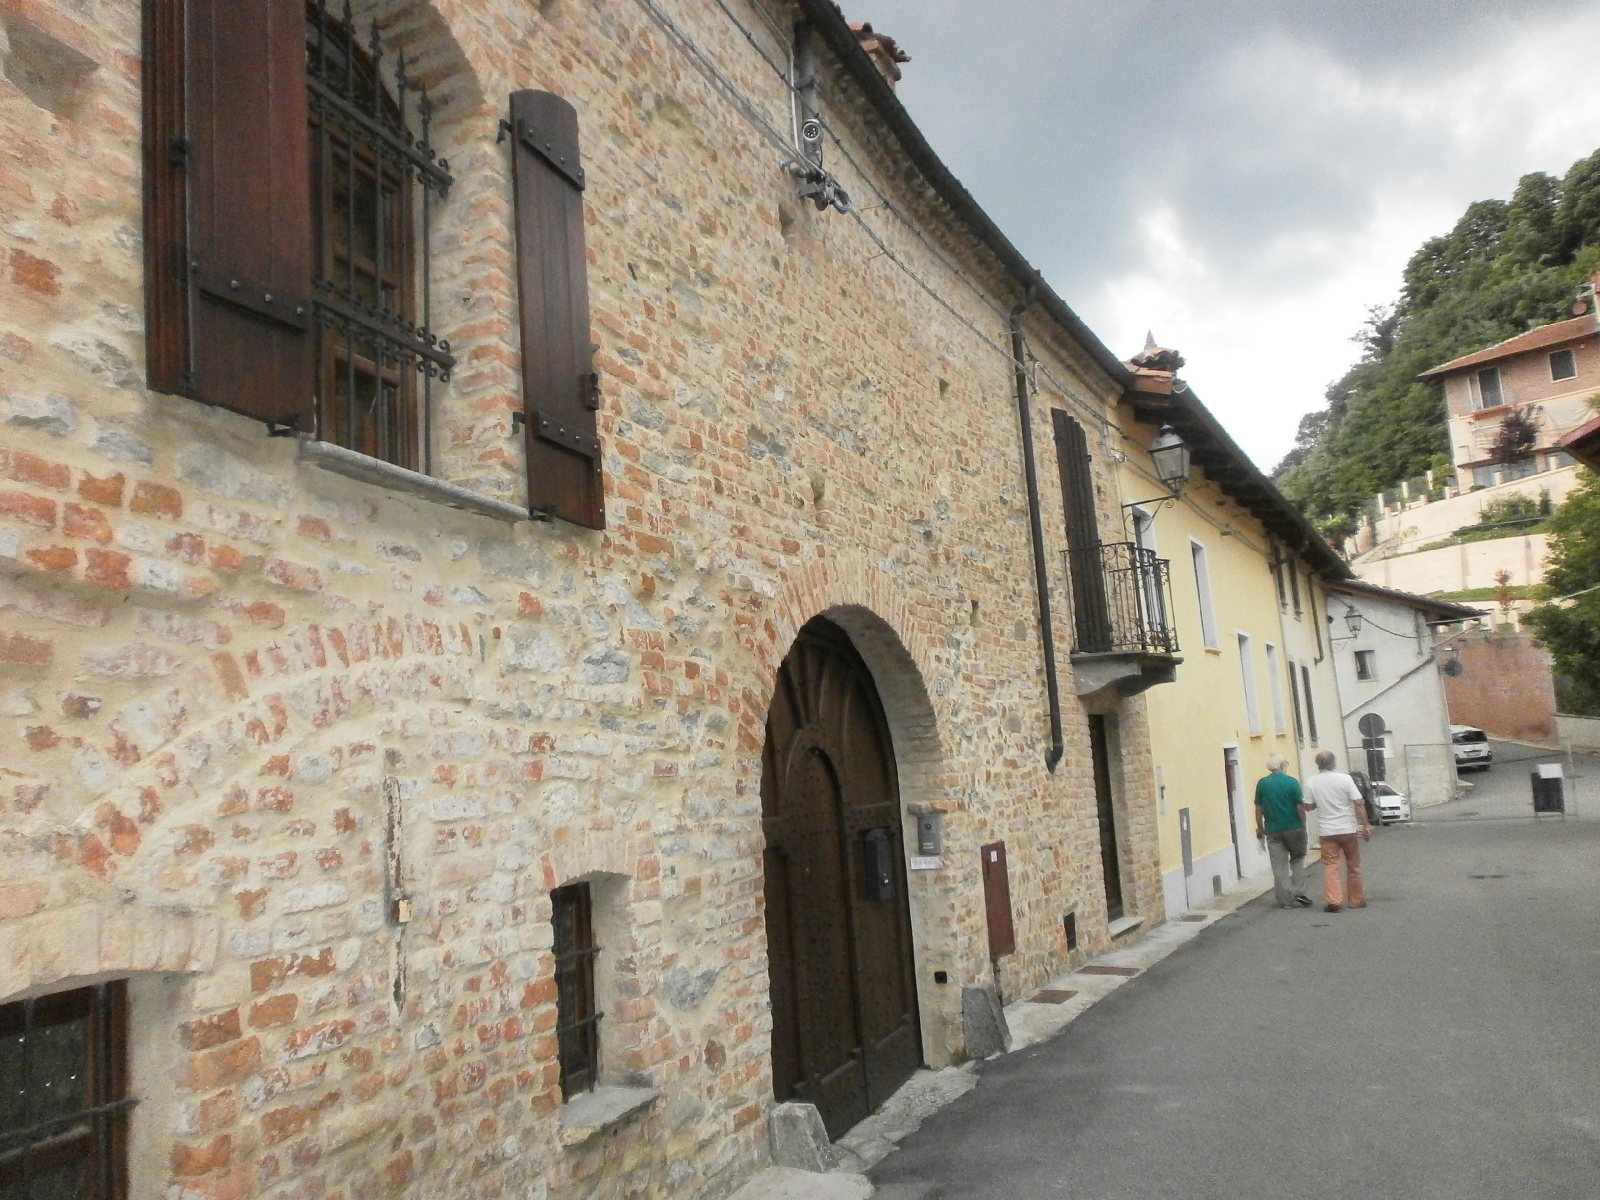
left=1148, top=426, right=1191, bottom=500
left=1329, top=603, right=1365, bottom=641
left=1123, top=426, right=1193, bottom=525
left=1344, top=604, right=1363, bottom=637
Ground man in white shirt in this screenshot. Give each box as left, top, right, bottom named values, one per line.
left=1302, top=750, right=1371, bottom=913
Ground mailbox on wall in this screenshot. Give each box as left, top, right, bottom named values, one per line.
left=862, top=828, right=896, bottom=901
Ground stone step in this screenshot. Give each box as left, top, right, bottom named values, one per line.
left=726, top=1167, right=873, bottom=1200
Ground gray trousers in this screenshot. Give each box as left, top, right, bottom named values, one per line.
left=1265, top=829, right=1308, bottom=906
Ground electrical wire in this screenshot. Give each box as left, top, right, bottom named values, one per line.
left=627, top=0, right=795, bottom=159
left=708, top=0, right=789, bottom=86
left=1341, top=604, right=1432, bottom=640
left=639, top=0, right=1126, bottom=442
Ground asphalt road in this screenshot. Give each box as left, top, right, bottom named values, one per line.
left=870, top=743, right=1600, bottom=1199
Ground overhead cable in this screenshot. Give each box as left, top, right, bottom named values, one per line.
left=631, top=0, right=1123, bottom=438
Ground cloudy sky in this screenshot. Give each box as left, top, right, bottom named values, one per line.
left=856, top=0, right=1600, bottom=470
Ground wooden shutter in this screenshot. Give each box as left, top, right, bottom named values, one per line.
left=510, top=90, right=605, bottom=529
left=1052, top=409, right=1110, bottom=652
left=144, top=0, right=314, bottom=423
left=142, top=0, right=188, bottom=394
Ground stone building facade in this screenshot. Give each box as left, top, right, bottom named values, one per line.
left=0, top=0, right=1163, bottom=1198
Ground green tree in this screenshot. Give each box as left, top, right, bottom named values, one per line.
left=1275, top=151, right=1600, bottom=525
left=1524, top=469, right=1600, bottom=715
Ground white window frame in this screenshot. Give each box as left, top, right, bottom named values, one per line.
left=1264, top=642, right=1286, bottom=732
left=1475, top=366, right=1503, bottom=410
left=1355, top=649, right=1377, bottom=681
left=1551, top=348, right=1577, bottom=382
left=1190, top=538, right=1218, bottom=649
left=1237, top=631, right=1261, bottom=735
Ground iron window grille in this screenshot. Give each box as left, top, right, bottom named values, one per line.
left=552, top=882, right=601, bottom=1099
left=1065, top=542, right=1180, bottom=656
left=307, top=0, right=453, bottom=471
left=0, top=982, right=131, bottom=1200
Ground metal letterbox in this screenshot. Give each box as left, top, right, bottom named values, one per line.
left=863, top=828, right=895, bottom=901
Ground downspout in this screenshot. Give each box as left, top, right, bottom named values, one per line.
left=1269, top=542, right=1310, bottom=783
left=1012, top=296, right=1065, bottom=773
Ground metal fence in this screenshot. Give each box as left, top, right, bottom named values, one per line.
left=1066, top=542, right=1180, bottom=656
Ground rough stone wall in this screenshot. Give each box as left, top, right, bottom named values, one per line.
left=1442, top=629, right=1557, bottom=744
left=0, top=1, right=1158, bottom=1198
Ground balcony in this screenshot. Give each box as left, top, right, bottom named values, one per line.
left=1066, top=542, right=1181, bottom=700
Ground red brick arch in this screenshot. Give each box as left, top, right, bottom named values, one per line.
left=749, top=553, right=948, bottom=795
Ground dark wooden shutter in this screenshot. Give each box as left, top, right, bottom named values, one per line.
left=1052, top=409, right=1110, bottom=652
left=142, top=0, right=188, bottom=394
left=1302, top=665, right=1319, bottom=743
left=144, top=0, right=314, bottom=423
left=510, top=90, right=604, bottom=529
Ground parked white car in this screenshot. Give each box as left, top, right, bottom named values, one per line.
left=1451, top=725, right=1493, bottom=772
left=1373, top=782, right=1412, bottom=825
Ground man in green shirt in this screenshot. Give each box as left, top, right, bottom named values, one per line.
left=1254, top=754, right=1312, bottom=909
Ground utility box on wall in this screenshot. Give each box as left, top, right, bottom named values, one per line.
left=981, top=841, right=1015, bottom=958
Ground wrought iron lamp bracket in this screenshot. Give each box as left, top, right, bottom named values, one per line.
left=1121, top=495, right=1178, bottom=515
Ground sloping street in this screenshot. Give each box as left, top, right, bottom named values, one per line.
left=869, top=745, right=1600, bottom=1199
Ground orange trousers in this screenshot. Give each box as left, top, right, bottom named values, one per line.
left=1320, top=834, right=1365, bottom=907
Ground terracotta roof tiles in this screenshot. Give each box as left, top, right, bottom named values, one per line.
left=1418, top=316, right=1596, bottom=379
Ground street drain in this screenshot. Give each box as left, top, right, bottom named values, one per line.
left=1078, top=965, right=1140, bottom=977
left=1469, top=873, right=1506, bottom=879
left=1030, top=989, right=1078, bottom=1004
left=1179, top=914, right=1208, bottom=923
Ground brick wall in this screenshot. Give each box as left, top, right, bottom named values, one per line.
left=1442, top=629, right=1557, bottom=743
left=0, top=0, right=1158, bottom=1197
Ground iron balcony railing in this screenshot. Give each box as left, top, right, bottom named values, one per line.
left=1065, top=541, right=1180, bottom=656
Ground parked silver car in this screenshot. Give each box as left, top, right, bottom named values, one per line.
left=1374, top=782, right=1412, bottom=824
left=1451, top=725, right=1493, bottom=772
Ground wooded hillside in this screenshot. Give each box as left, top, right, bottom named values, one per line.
left=1273, top=148, right=1600, bottom=533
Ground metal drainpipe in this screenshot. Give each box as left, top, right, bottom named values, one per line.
left=1012, top=297, right=1065, bottom=773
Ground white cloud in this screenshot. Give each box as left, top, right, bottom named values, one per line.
left=1081, top=6, right=1600, bottom=468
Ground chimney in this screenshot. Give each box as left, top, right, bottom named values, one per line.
left=850, top=22, right=910, bottom=89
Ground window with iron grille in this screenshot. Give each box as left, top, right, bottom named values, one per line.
left=307, top=0, right=453, bottom=469
left=143, top=0, right=454, bottom=455
left=0, top=982, right=130, bottom=1200
left=552, top=882, right=600, bottom=1099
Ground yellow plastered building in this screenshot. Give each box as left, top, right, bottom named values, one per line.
left=1106, top=342, right=1350, bottom=917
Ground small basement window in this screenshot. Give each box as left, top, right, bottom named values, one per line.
left=1355, top=650, right=1377, bottom=681
left=553, top=882, right=601, bottom=1100
left=0, top=981, right=130, bottom=1199
left=1550, top=349, right=1577, bottom=382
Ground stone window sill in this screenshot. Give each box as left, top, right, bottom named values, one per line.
left=298, top=439, right=528, bottom=524
left=557, top=1085, right=658, bottom=1147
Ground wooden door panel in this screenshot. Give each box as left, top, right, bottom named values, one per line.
left=761, top=619, right=922, bottom=1141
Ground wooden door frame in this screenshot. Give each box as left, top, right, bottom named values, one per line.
left=760, top=617, right=924, bottom=1136
left=1222, top=743, right=1244, bottom=883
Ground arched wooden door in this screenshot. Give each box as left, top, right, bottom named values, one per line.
left=761, top=618, right=922, bottom=1139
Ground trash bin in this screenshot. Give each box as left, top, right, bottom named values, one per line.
left=1532, top=765, right=1566, bottom=814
